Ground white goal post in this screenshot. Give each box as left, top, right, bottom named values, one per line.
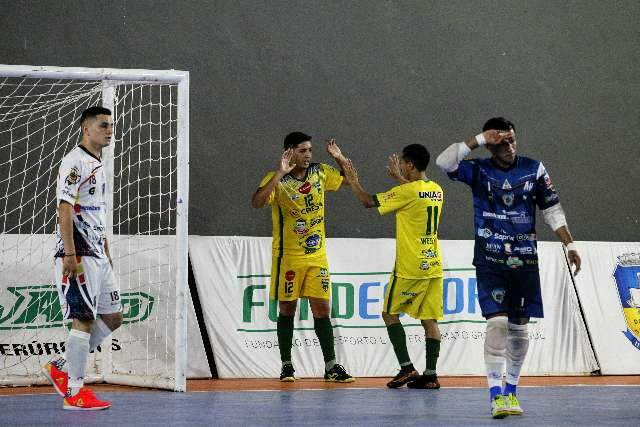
left=0, top=65, right=189, bottom=391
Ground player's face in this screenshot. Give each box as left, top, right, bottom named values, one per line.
left=490, top=129, right=517, bottom=165
left=292, top=141, right=312, bottom=169
left=84, top=114, right=113, bottom=148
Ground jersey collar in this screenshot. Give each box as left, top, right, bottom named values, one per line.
left=78, top=144, right=102, bottom=162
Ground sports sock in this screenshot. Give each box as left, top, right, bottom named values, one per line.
left=504, top=382, right=517, bottom=396
left=89, top=317, right=113, bottom=352
left=386, top=323, right=412, bottom=368
left=277, top=314, right=295, bottom=364
left=484, top=316, right=507, bottom=394
left=424, top=338, right=440, bottom=376
left=65, top=329, right=91, bottom=396
left=490, top=386, right=502, bottom=400
left=313, top=317, right=336, bottom=369
left=505, top=322, right=529, bottom=388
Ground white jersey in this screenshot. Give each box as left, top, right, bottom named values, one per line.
left=55, top=145, right=108, bottom=259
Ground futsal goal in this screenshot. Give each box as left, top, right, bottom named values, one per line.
left=0, top=65, right=189, bottom=391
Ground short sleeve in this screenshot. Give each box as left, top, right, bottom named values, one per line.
left=534, top=162, right=560, bottom=210
left=57, top=157, right=81, bottom=206
left=374, top=184, right=412, bottom=216
left=258, top=171, right=276, bottom=205
left=321, top=164, right=343, bottom=192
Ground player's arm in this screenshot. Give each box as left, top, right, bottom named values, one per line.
left=251, top=149, right=295, bottom=208
left=104, top=237, right=113, bottom=267
left=435, top=130, right=513, bottom=173
left=58, top=201, right=78, bottom=279
left=342, top=159, right=376, bottom=208
left=542, top=205, right=581, bottom=276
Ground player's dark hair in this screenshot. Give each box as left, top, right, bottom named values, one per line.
left=80, top=106, right=111, bottom=126
left=283, top=131, right=312, bottom=149
left=402, top=144, right=430, bottom=172
left=482, top=117, right=515, bottom=132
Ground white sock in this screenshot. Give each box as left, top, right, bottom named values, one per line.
left=89, top=317, right=113, bottom=352
left=65, top=329, right=91, bottom=396
left=484, top=316, right=507, bottom=389
left=506, top=323, right=529, bottom=386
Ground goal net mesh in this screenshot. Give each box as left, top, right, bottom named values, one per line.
left=0, top=75, right=183, bottom=390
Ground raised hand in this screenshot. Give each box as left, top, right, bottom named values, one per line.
left=278, top=148, right=296, bottom=175
left=326, top=138, right=343, bottom=159
left=484, top=129, right=515, bottom=146
left=387, top=153, right=408, bottom=183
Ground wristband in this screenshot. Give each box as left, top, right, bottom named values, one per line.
left=475, top=133, right=487, bottom=146
left=565, top=243, right=576, bottom=252
left=64, top=253, right=76, bottom=257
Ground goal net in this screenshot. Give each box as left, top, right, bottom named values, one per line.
left=0, top=65, right=189, bottom=391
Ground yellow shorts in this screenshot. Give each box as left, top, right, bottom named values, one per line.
left=383, top=274, right=443, bottom=320
left=270, top=256, right=331, bottom=301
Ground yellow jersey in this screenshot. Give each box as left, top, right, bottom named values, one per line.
left=259, top=163, right=343, bottom=259
left=375, top=179, right=444, bottom=279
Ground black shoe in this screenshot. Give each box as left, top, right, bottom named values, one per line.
left=324, top=364, right=355, bottom=383
left=279, top=364, right=295, bottom=382
left=386, top=368, right=419, bottom=388
left=406, top=373, right=440, bottom=389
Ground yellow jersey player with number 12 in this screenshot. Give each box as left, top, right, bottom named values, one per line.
left=343, top=144, right=444, bottom=390
left=252, top=131, right=355, bottom=383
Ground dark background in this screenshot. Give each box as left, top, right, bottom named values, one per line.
left=2, top=0, right=638, bottom=241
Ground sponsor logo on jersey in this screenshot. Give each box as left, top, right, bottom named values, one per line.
left=382, top=192, right=397, bottom=202
left=290, top=209, right=301, bottom=218
left=298, top=182, right=312, bottom=194
left=514, top=246, right=535, bottom=255
left=502, top=179, right=512, bottom=190
left=290, top=193, right=300, bottom=201
left=321, top=278, right=330, bottom=293
left=523, top=181, right=534, bottom=192
left=294, top=219, right=307, bottom=234
left=420, top=260, right=430, bottom=270
left=65, top=167, right=80, bottom=185
left=418, top=191, right=443, bottom=201
left=516, top=233, right=536, bottom=241
left=506, top=256, right=524, bottom=268
left=478, top=228, right=493, bottom=238
left=80, top=205, right=102, bottom=212
left=510, top=215, right=533, bottom=224
left=285, top=270, right=296, bottom=281
left=309, top=216, right=323, bottom=228
left=485, top=243, right=502, bottom=253
left=305, top=234, right=320, bottom=248
left=421, top=249, right=438, bottom=258
left=493, top=232, right=514, bottom=242
left=420, top=237, right=436, bottom=244
left=502, top=193, right=514, bottom=207
left=504, top=243, right=512, bottom=254
left=482, top=211, right=507, bottom=220
left=401, top=291, right=418, bottom=297
left=545, top=194, right=559, bottom=203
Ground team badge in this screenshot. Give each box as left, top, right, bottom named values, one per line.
left=613, top=253, right=640, bottom=351
left=420, top=260, right=430, bottom=270
left=502, top=193, right=514, bottom=207
left=319, top=268, right=329, bottom=278
left=491, top=288, right=506, bottom=304
left=65, top=167, right=80, bottom=185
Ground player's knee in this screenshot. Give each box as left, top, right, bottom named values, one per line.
left=279, top=300, right=297, bottom=316
left=100, top=312, right=123, bottom=331
left=484, top=315, right=508, bottom=361
left=506, top=322, right=529, bottom=362
left=382, top=312, right=400, bottom=325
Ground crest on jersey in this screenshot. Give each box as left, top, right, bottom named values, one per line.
left=502, top=193, right=514, bottom=207
left=502, top=179, right=512, bottom=190
left=613, top=253, right=640, bottom=351
left=65, top=167, right=80, bottom=185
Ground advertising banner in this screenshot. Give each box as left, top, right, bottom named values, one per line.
left=190, top=236, right=598, bottom=378
left=573, top=242, right=640, bottom=374
left=0, top=234, right=211, bottom=384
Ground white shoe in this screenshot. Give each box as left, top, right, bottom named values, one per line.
left=505, top=393, right=523, bottom=415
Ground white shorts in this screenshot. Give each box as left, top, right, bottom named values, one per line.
left=54, top=256, right=122, bottom=320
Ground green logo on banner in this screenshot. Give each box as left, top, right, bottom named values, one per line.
left=0, top=285, right=155, bottom=330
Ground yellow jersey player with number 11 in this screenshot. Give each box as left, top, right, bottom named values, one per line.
left=252, top=131, right=355, bottom=383
left=343, top=144, right=444, bottom=390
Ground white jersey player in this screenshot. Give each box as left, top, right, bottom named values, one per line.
left=43, top=106, right=123, bottom=411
